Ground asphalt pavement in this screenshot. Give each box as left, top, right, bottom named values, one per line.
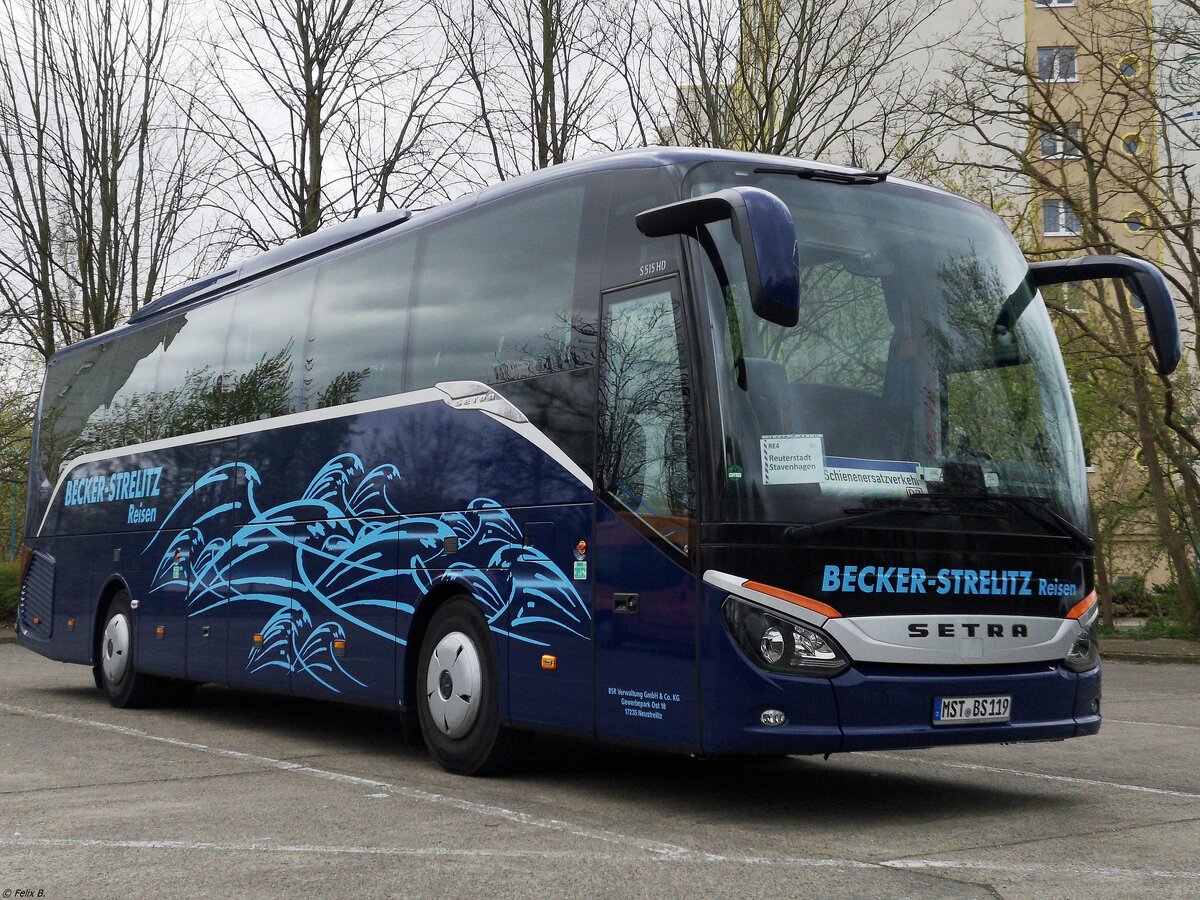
left=1, top=640, right=1198, bottom=899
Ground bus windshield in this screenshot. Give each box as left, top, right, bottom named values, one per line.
left=685, top=161, right=1089, bottom=534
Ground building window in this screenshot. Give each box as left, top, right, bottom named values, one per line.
left=1062, top=283, right=1087, bottom=313
left=1038, top=47, right=1078, bottom=82
left=1039, top=124, right=1082, bottom=158
left=1124, top=211, right=1149, bottom=233
left=1121, top=132, right=1143, bottom=155
left=1118, top=55, right=1142, bottom=79
left=1043, top=199, right=1082, bottom=236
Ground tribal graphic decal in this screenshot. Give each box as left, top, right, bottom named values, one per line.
left=143, top=453, right=589, bottom=692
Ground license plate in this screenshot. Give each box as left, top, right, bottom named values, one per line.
left=933, top=695, right=1011, bottom=725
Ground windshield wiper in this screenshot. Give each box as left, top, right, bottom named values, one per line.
left=784, top=492, right=1094, bottom=554
left=784, top=499, right=967, bottom=541
left=754, top=165, right=889, bottom=185
left=964, top=492, right=1094, bottom=555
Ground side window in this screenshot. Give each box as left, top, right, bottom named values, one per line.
left=37, top=344, right=108, bottom=478
left=600, top=167, right=679, bottom=290
left=409, top=184, right=586, bottom=388
left=156, top=302, right=233, bottom=437
left=598, top=282, right=693, bottom=553
left=77, top=323, right=168, bottom=452
left=223, top=267, right=318, bottom=424
left=309, top=235, right=414, bottom=407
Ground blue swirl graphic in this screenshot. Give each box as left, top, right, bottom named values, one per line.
left=144, top=454, right=589, bottom=692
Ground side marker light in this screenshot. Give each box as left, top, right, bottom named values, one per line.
left=1066, top=590, right=1098, bottom=620
left=541, top=655, right=557, bottom=670
left=332, top=639, right=346, bottom=658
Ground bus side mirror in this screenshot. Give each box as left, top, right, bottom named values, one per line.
left=1028, top=255, right=1181, bottom=375
left=636, top=186, right=800, bottom=327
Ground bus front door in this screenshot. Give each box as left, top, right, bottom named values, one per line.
left=592, top=279, right=699, bottom=750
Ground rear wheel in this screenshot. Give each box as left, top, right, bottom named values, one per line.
left=95, top=591, right=171, bottom=708
left=417, top=598, right=523, bottom=775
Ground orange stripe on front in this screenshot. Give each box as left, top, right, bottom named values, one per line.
left=742, top=581, right=842, bottom=619
left=1066, top=590, right=1098, bottom=620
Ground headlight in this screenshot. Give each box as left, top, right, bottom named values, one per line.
left=1065, top=624, right=1099, bottom=673
left=1064, top=602, right=1099, bottom=673
left=722, top=595, right=848, bottom=676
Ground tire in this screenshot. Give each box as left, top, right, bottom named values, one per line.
left=95, top=591, right=170, bottom=709
left=416, top=598, right=523, bottom=775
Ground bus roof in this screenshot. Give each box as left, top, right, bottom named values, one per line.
left=53, top=146, right=955, bottom=358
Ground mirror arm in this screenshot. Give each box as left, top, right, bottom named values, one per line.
left=637, top=187, right=800, bottom=327
left=1028, top=255, right=1181, bottom=376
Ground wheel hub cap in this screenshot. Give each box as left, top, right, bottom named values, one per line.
left=425, top=631, right=482, bottom=739
left=101, top=612, right=131, bottom=686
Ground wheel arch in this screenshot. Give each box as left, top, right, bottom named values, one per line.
left=91, top=575, right=133, bottom=666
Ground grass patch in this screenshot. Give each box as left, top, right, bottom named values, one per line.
left=1102, top=616, right=1200, bottom=640
left=0, top=559, right=18, bottom=622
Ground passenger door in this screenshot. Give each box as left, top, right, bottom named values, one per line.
left=592, top=278, right=700, bottom=749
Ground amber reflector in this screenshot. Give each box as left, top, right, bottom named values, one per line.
left=1066, top=590, right=1098, bottom=620
left=742, top=581, right=842, bottom=619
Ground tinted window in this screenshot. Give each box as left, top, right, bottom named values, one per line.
left=75, top=324, right=169, bottom=453
left=601, top=168, right=679, bottom=290
left=598, top=284, right=693, bottom=553
left=408, top=185, right=587, bottom=388
left=309, top=236, right=414, bottom=407
left=224, top=268, right=317, bottom=424
left=156, top=302, right=233, bottom=436
left=758, top=262, right=890, bottom=394
left=36, top=344, right=108, bottom=480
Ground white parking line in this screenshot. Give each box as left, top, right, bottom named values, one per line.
left=872, top=754, right=1200, bottom=801
left=1, top=837, right=1198, bottom=882
left=0, top=701, right=689, bottom=858
left=879, top=857, right=1200, bottom=881
left=4, top=701, right=1200, bottom=885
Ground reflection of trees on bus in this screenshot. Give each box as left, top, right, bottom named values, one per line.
left=756, top=263, right=891, bottom=394
left=682, top=227, right=1070, bottom=511
left=490, top=311, right=596, bottom=383
left=44, top=343, right=371, bottom=475
left=598, top=292, right=691, bottom=549
left=936, top=255, right=1052, bottom=469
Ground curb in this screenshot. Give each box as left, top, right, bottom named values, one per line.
left=1101, top=649, right=1200, bottom=665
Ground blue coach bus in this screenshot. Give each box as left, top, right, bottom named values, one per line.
left=17, top=148, right=1180, bottom=774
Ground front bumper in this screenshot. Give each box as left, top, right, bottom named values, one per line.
left=699, top=581, right=1101, bottom=755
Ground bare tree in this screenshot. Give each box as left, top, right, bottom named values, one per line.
left=435, top=0, right=629, bottom=183
left=0, top=0, right=215, bottom=358
left=201, top=0, right=461, bottom=249
left=940, top=0, right=1200, bottom=628
left=618, top=0, right=951, bottom=169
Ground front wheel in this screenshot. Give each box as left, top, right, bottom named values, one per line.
left=95, top=591, right=171, bottom=708
left=417, top=598, right=523, bottom=775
